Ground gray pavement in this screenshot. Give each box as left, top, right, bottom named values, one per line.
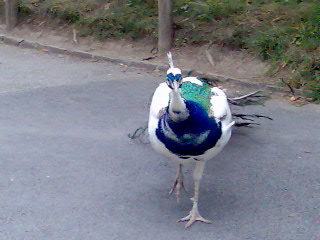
left=0, top=43, right=319, bottom=240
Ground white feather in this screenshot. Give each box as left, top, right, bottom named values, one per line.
left=149, top=82, right=170, bottom=119
left=210, top=87, right=232, bottom=122
left=182, top=77, right=203, bottom=86
left=167, top=67, right=182, bottom=76
left=166, top=52, right=182, bottom=76
left=167, top=52, right=174, bottom=69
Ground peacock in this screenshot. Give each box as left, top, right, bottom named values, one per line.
left=148, top=52, right=235, bottom=228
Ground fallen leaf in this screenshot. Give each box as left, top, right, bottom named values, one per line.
left=290, top=96, right=298, bottom=101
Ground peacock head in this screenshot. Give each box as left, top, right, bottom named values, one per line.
left=165, top=52, right=183, bottom=91
left=166, top=68, right=183, bottom=91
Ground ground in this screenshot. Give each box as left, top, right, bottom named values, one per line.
left=0, top=43, right=319, bottom=239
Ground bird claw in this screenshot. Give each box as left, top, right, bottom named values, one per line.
left=178, top=202, right=211, bottom=228
left=178, top=212, right=211, bottom=228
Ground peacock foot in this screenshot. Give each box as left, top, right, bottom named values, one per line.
left=178, top=198, right=211, bottom=228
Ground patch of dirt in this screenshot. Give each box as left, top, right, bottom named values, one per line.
left=0, top=22, right=276, bottom=85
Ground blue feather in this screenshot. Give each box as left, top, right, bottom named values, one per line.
left=156, top=100, right=222, bottom=156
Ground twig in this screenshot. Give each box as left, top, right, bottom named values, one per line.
left=228, top=90, right=263, bottom=101
left=280, top=78, right=295, bottom=96
left=73, top=28, right=78, bottom=45
left=150, top=47, right=158, bottom=55
left=38, top=21, right=46, bottom=27
left=143, top=56, right=157, bottom=61
left=128, top=126, right=148, bottom=140
left=205, top=50, right=215, bottom=67
left=176, top=17, right=191, bottom=24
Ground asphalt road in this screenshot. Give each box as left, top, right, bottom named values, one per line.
left=0, top=43, right=319, bottom=240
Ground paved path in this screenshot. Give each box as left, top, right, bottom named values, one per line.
left=0, top=43, right=319, bottom=240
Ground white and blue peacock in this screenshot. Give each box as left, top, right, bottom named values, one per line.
left=148, top=52, right=235, bottom=228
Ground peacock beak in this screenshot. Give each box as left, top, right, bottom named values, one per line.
left=172, top=80, right=180, bottom=92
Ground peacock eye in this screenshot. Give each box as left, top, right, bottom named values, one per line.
left=166, top=79, right=173, bottom=89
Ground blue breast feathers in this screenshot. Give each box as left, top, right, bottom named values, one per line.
left=156, top=100, right=222, bottom=156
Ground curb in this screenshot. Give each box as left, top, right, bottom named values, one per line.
left=0, top=34, right=281, bottom=92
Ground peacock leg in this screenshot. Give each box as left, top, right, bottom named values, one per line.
left=178, top=160, right=211, bottom=228
left=169, top=164, right=186, bottom=202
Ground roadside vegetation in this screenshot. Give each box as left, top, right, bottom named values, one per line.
left=15, top=0, right=320, bottom=101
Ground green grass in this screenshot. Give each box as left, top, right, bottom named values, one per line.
left=18, top=0, right=158, bottom=40
left=17, top=0, right=320, bottom=101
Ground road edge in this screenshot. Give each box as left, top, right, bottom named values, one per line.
left=0, top=34, right=284, bottom=93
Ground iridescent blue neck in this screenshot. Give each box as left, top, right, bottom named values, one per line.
left=156, top=100, right=222, bottom=156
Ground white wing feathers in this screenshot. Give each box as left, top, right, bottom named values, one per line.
left=149, top=83, right=170, bottom=119
left=210, top=87, right=234, bottom=130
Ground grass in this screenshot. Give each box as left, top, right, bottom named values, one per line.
left=15, top=0, right=320, bottom=101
